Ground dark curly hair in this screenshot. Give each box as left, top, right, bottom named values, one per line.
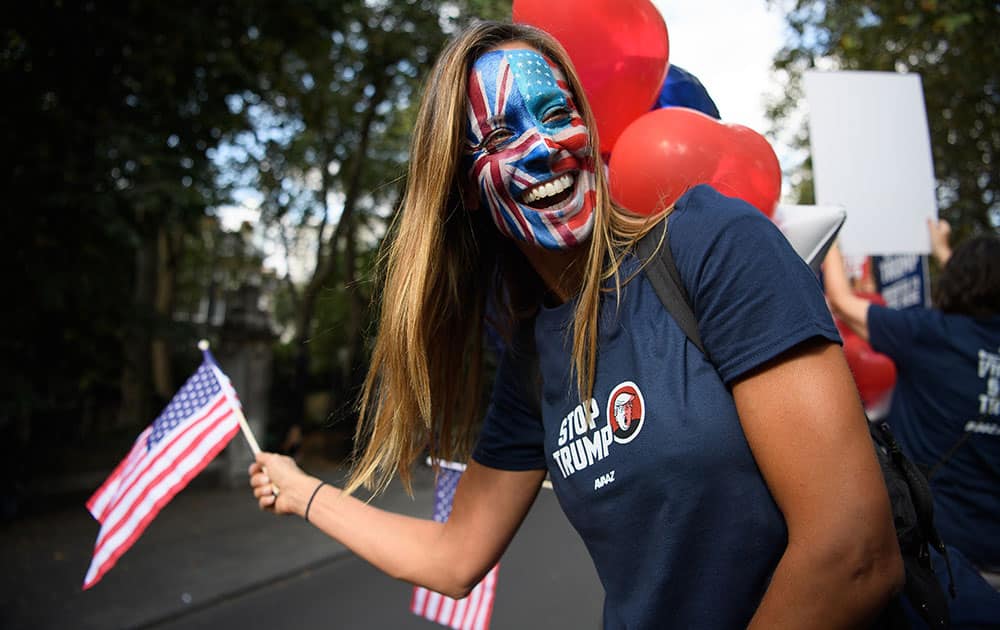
left=933, top=235, right=1000, bottom=318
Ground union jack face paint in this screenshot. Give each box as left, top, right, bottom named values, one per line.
left=465, top=48, right=596, bottom=250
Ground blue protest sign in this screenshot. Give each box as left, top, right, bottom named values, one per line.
left=872, top=254, right=930, bottom=310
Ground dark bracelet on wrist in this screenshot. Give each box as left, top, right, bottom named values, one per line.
left=304, top=481, right=327, bottom=523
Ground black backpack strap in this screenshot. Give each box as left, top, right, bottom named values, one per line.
left=926, top=420, right=976, bottom=480
left=872, top=421, right=956, bottom=610
left=634, top=217, right=708, bottom=359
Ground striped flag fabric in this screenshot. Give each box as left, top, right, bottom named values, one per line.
left=410, top=461, right=499, bottom=630
left=83, top=348, right=242, bottom=589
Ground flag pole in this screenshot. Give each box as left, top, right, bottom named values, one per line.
left=196, top=340, right=280, bottom=496
left=234, top=406, right=262, bottom=456
left=198, top=339, right=261, bottom=456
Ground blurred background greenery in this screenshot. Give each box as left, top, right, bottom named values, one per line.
left=1, top=0, right=996, bottom=517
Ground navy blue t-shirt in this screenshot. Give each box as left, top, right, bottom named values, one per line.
left=473, top=185, right=841, bottom=629
left=868, top=305, right=1000, bottom=571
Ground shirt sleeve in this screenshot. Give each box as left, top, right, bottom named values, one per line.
left=669, top=185, right=842, bottom=384
left=472, top=324, right=548, bottom=471
left=868, top=304, right=924, bottom=363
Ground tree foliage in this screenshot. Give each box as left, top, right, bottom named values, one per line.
left=225, top=0, right=511, bottom=439
left=1, top=0, right=512, bottom=498
left=2, top=3, right=267, bottom=475
left=767, top=0, right=999, bottom=240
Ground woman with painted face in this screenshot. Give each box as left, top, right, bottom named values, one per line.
left=249, top=20, right=903, bottom=628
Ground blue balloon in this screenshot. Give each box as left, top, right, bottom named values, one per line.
left=653, top=65, right=721, bottom=120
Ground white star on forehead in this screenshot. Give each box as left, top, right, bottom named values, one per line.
left=505, top=50, right=560, bottom=103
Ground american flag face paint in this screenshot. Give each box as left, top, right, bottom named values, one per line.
left=465, top=49, right=596, bottom=250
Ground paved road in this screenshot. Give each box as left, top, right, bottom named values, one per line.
left=153, top=491, right=603, bottom=630
left=4, top=464, right=603, bottom=629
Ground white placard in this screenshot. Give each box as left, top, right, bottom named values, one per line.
left=804, top=71, right=937, bottom=256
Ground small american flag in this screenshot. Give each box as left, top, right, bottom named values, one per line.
left=410, top=462, right=499, bottom=630
left=83, top=348, right=242, bottom=589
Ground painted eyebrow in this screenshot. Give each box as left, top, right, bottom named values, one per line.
left=535, top=91, right=565, bottom=111
left=464, top=116, right=508, bottom=150
left=482, top=115, right=505, bottom=129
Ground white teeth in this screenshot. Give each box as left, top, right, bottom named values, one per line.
left=523, top=174, right=574, bottom=204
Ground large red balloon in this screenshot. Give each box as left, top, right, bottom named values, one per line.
left=608, top=107, right=781, bottom=217
left=513, top=0, right=669, bottom=155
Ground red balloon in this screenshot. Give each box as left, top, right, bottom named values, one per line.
left=710, top=124, right=782, bottom=218
left=607, top=107, right=781, bottom=217
left=513, top=0, right=669, bottom=155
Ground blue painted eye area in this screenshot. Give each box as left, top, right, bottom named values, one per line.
left=541, top=106, right=571, bottom=126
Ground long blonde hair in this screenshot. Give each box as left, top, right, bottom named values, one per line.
left=347, top=20, right=666, bottom=496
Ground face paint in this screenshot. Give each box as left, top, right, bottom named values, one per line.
left=465, top=48, right=596, bottom=250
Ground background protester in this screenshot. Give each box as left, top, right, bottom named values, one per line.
left=824, top=223, right=1000, bottom=624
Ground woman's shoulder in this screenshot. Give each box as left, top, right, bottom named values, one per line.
left=669, top=184, right=774, bottom=243
left=653, top=185, right=840, bottom=383
left=673, top=184, right=767, bottom=220
left=666, top=184, right=785, bottom=264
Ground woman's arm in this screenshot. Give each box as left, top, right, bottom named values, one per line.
left=823, top=243, right=873, bottom=342
left=250, top=455, right=545, bottom=598
left=733, top=340, right=904, bottom=629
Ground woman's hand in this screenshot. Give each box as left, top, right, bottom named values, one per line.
left=251, top=454, right=544, bottom=598
left=248, top=452, right=318, bottom=517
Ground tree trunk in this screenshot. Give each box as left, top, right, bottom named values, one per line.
left=151, top=226, right=178, bottom=400
left=290, top=82, right=384, bottom=424
left=118, top=229, right=157, bottom=428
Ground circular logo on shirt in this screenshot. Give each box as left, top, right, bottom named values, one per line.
left=606, top=381, right=645, bottom=444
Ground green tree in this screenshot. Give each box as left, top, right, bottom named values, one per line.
left=767, top=0, right=999, bottom=240
left=227, top=0, right=511, bottom=441
left=0, top=0, right=511, bottom=503
left=1, top=2, right=279, bottom=494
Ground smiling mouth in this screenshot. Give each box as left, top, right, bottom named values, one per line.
left=521, top=173, right=575, bottom=210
